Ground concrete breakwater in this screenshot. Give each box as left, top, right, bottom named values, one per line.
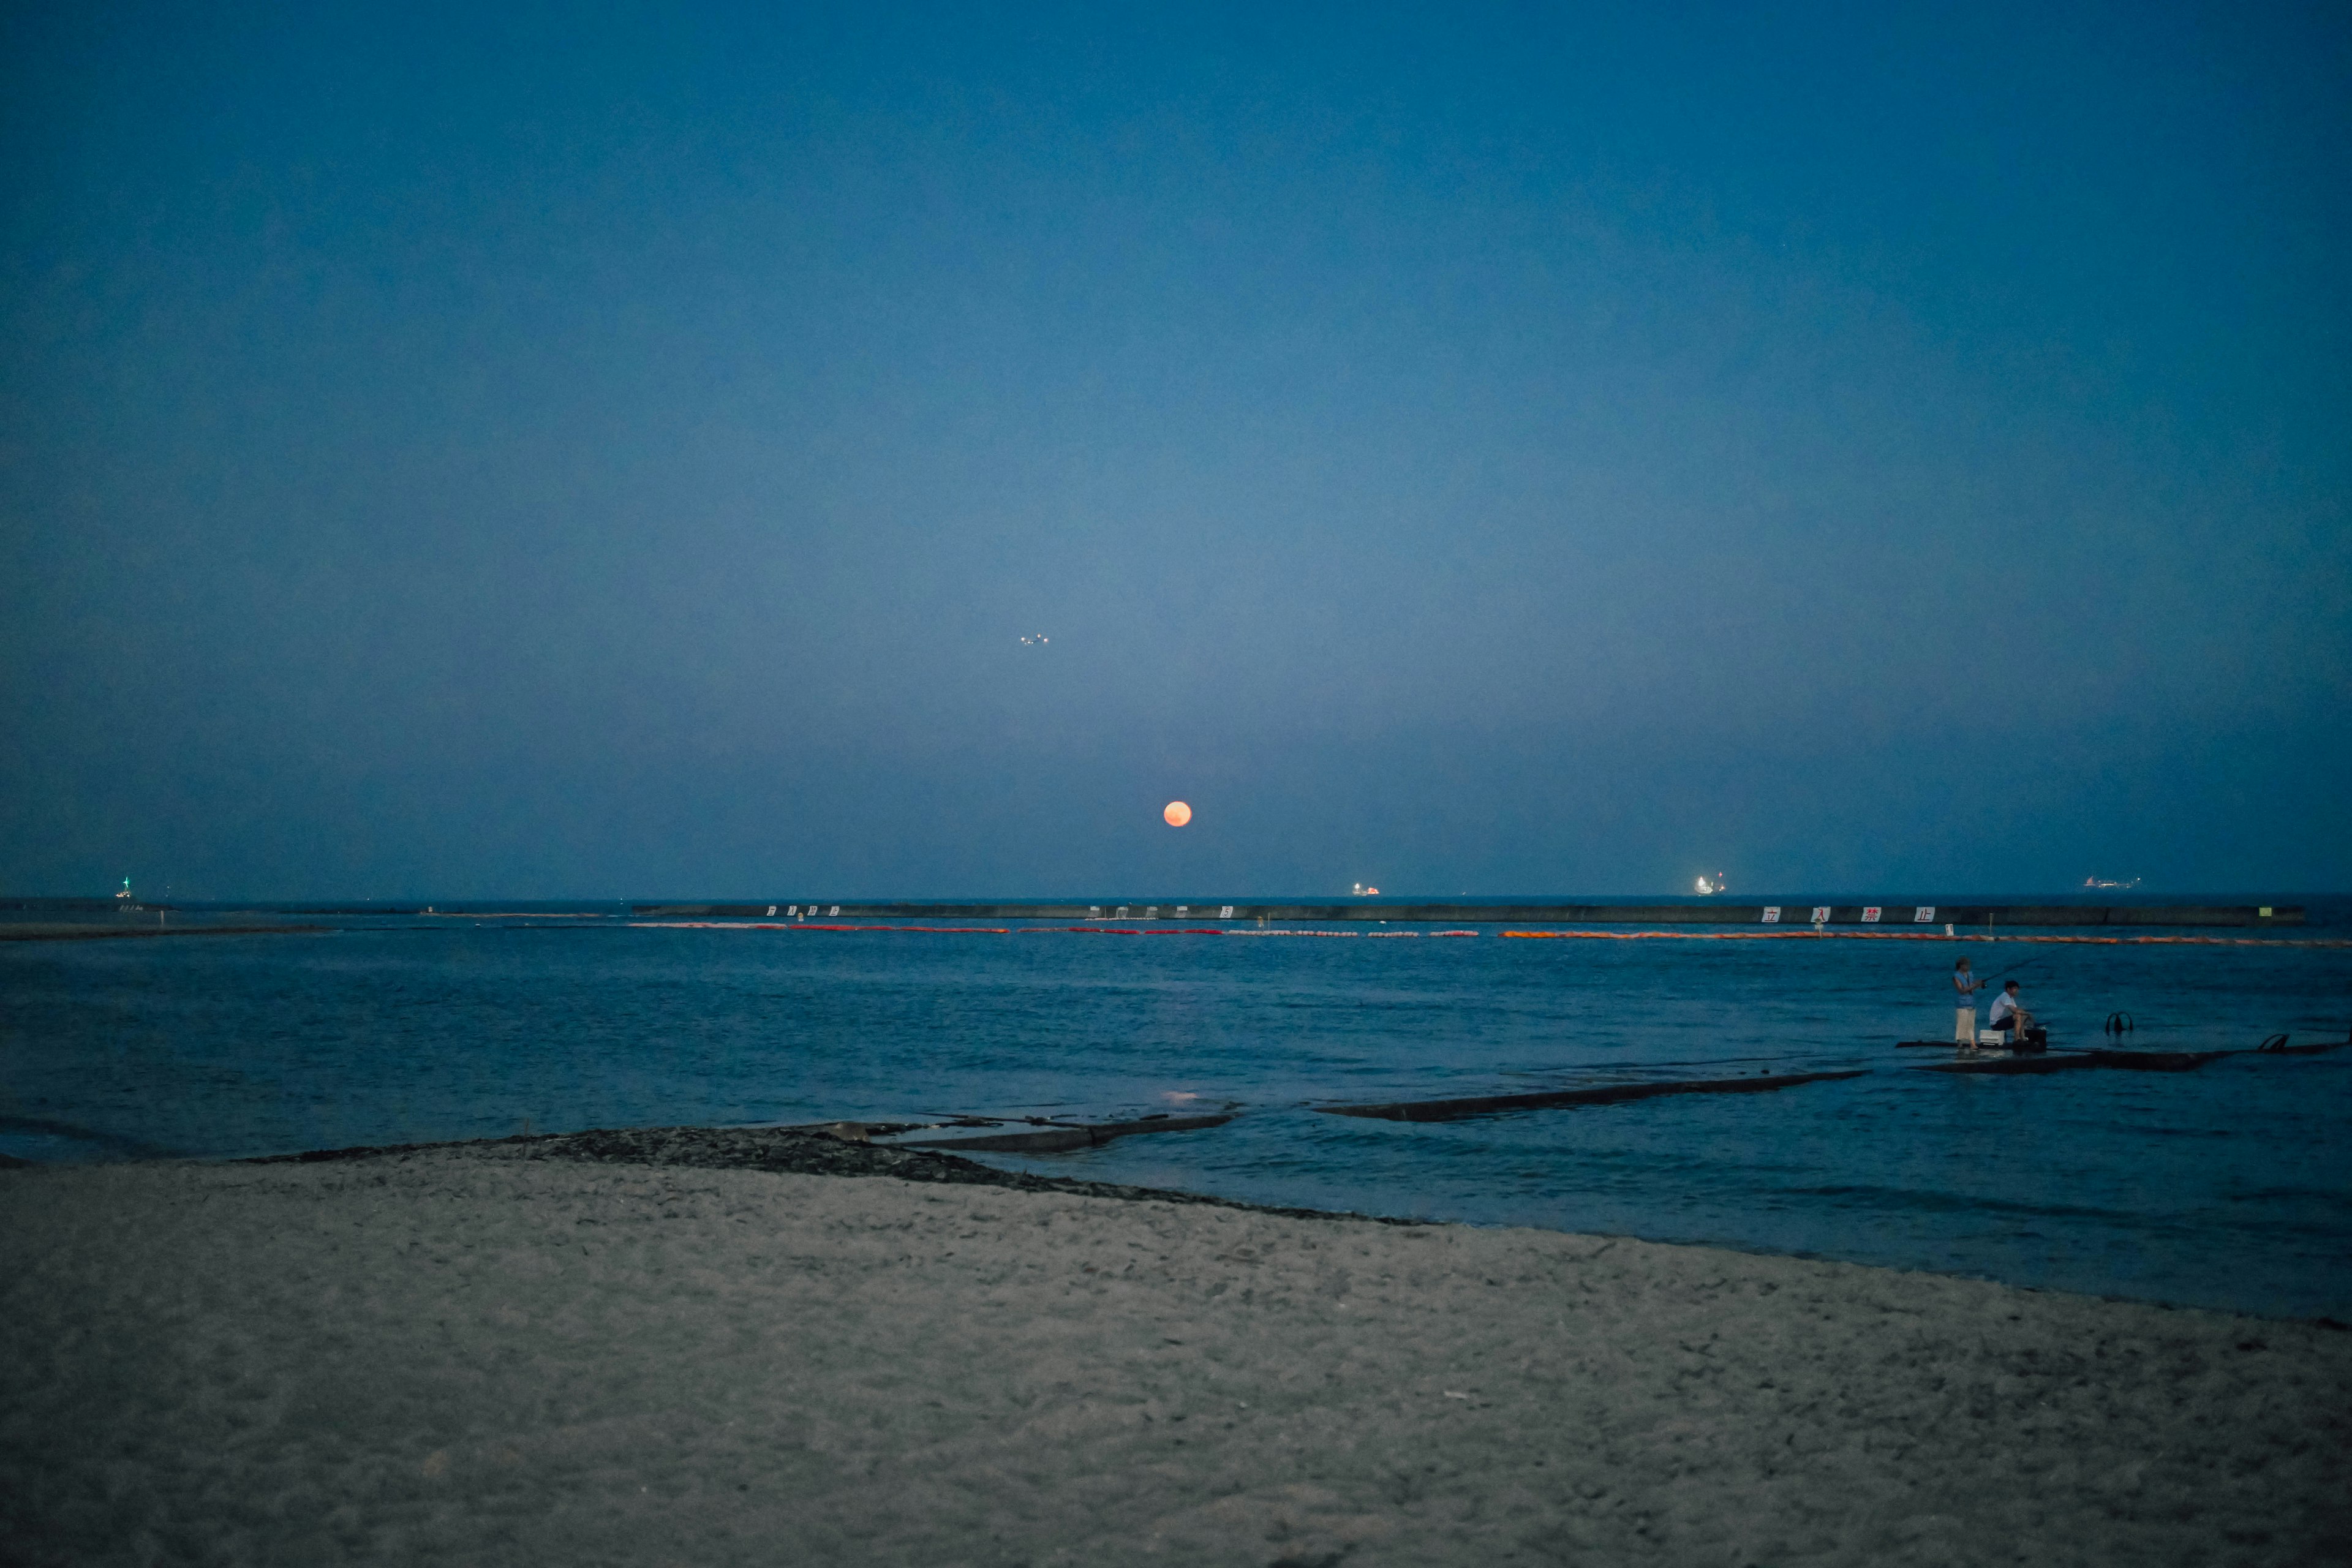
left=631, top=901, right=2302, bottom=928
left=0, top=922, right=326, bottom=943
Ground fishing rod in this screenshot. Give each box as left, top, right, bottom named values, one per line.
left=1954, top=957, right=2042, bottom=993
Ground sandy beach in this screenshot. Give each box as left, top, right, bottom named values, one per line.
left=4, top=1134, right=2346, bottom=1566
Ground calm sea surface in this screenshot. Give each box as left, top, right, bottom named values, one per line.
left=5, top=900, right=2349, bottom=1319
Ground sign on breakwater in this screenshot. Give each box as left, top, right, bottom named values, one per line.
left=632, top=901, right=2303, bottom=929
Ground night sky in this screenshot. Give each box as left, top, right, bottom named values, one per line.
left=4, top=3, right=2346, bottom=900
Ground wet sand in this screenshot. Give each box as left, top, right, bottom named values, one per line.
left=3, top=1134, right=2346, bottom=1566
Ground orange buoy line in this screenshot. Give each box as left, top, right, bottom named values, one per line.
left=629, top=921, right=1010, bottom=933
left=1228, top=929, right=1370, bottom=937
left=629, top=921, right=1491, bottom=938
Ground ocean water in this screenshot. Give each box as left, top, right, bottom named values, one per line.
left=4, top=902, right=2349, bottom=1320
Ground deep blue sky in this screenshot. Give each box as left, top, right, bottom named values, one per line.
left=4, top=2, right=2346, bottom=899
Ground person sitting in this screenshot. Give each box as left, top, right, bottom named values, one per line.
left=1986, top=981, right=2041, bottom=1050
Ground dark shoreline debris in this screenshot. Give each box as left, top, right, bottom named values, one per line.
left=1314, top=1069, right=1868, bottom=1123
left=240, top=1124, right=1424, bottom=1225
left=899, top=1112, right=1234, bottom=1154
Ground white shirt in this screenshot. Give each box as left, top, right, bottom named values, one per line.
left=1988, top=991, right=2020, bottom=1024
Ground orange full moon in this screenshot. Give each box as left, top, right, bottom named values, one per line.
left=1163, top=801, right=1193, bottom=827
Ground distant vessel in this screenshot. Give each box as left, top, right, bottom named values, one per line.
left=2082, top=875, right=2143, bottom=890
left=1694, top=872, right=1729, bottom=895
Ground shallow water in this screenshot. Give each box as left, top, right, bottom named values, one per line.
left=4, top=904, right=2348, bottom=1317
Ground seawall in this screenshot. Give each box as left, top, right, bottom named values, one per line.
left=631, top=902, right=2303, bottom=928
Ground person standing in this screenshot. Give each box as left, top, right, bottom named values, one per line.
left=1953, top=957, right=1985, bottom=1049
